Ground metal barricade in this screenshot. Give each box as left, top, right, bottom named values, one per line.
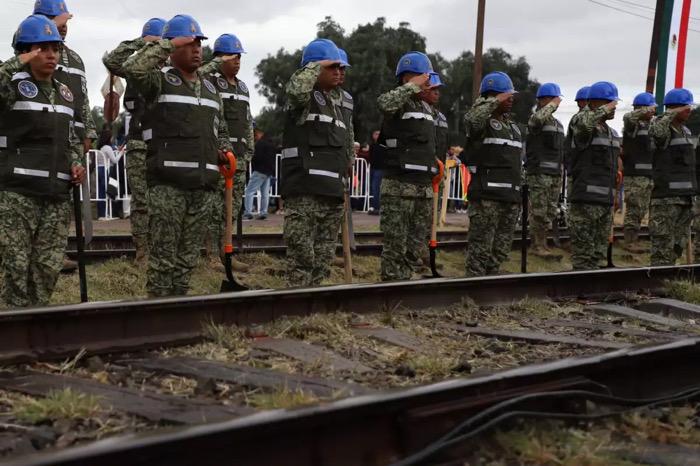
left=86, top=149, right=129, bottom=220
left=350, top=158, right=370, bottom=212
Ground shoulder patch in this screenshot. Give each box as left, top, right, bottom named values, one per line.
left=343, top=90, right=352, bottom=100
left=165, top=73, right=182, bottom=86
left=421, top=101, right=431, bottom=112
left=18, top=80, right=38, bottom=99
left=407, top=100, right=416, bottom=109
left=684, top=126, right=692, bottom=135
left=490, top=118, right=503, bottom=131
left=512, top=124, right=521, bottom=135
left=59, top=85, right=74, bottom=103
left=216, top=77, right=229, bottom=90
left=314, top=90, right=326, bottom=106
left=439, top=112, right=447, bottom=121
left=203, top=79, right=217, bottom=94
left=239, top=80, right=248, bottom=93
left=69, top=50, right=82, bottom=64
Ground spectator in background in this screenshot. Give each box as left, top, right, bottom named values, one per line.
left=244, top=128, right=278, bottom=221
left=350, top=142, right=365, bottom=211
left=368, top=129, right=386, bottom=215
left=96, top=129, right=120, bottom=220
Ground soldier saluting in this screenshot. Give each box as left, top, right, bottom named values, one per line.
left=0, top=15, right=86, bottom=308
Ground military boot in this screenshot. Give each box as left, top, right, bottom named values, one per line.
left=626, top=229, right=650, bottom=254
left=420, top=245, right=443, bottom=270
left=60, top=256, right=78, bottom=274
left=230, top=256, right=250, bottom=272
left=531, top=230, right=562, bottom=260
left=333, top=256, right=345, bottom=267
left=207, top=255, right=225, bottom=273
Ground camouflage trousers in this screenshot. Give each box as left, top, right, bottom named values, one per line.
left=380, top=194, right=432, bottom=282
left=284, top=194, right=344, bottom=287
left=649, top=201, right=692, bottom=266
left=568, top=203, right=613, bottom=270
left=206, top=170, right=246, bottom=258
left=0, top=191, right=72, bottom=308
left=125, top=140, right=148, bottom=248
left=147, top=185, right=215, bottom=296
left=622, top=176, right=652, bottom=231
left=693, top=198, right=700, bottom=260
left=527, top=173, right=561, bottom=232
left=466, top=200, right=519, bottom=277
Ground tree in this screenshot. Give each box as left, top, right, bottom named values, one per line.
left=203, top=45, right=214, bottom=63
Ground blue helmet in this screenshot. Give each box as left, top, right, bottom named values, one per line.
left=14, top=15, right=62, bottom=50
left=163, top=15, right=207, bottom=40
left=429, top=73, right=445, bottom=88
left=480, top=71, right=517, bottom=94
left=632, top=92, right=656, bottom=106
left=214, top=34, right=245, bottom=54
left=301, top=39, right=341, bottom=67
left=395, top=52, right=433, bottom=77
left=142, top=18, right=166, bottom=38
left=536, top=83, right=562, bottom=98
left=575, top=86, right=591, bottom=101
left=663, top=88, right=695, bottom=106
left=33, top=0, right=69, bottom=16
left=338, top=49, right=350, bottom=67
left=586, top=81, right=621, bottom=101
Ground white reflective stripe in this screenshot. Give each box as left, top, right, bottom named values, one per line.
left=586, top=185, right=610, bottom=195
left=161, top=66, right=174, bottom=73
left=487, top=182, right=513, bottom=188
left=56, top=65, right=85, bottom=77
left=590, top=137, right=614, bottom=146
left=0, top=137, right=6, bottom=148
left=74, top=122, right=85, bottom=128
left=281, top=148, right=298, bottom=159
left=229, top=137, right=248, bottom=144
left=468, top=166, right=477, bottom=173
left=670, top=181, right=693, bottom=189
left=612, top=140, right=621, bottom=148
left=438, top=121, right=449, bottom=128
left=309, top=169, right=339, bottom=179
left=57, top=172, right=72, bottom=181
left=220, top=93, right=250, bottom=102
left=14, top=168, right=49, bottom=178
left=404, top=164, right=429, bottom=172
left=636, top=130, right=649, bottom=136
left=401, top=112, right=434, bottom=121
left=306, top=113, right=334, bottom=123
left=386, top=139, right=398, bottom=148
left=108, top=177, right=120, bottom=187
left=335, top=119, right=347, bottom=130
left=158, top=94, right=221, bottom=111
left=205, top=164, right=219, bottom=171
left=11, top=72, right=31, bottom=81
left=635, top=163, right=652, bottom=170
left=142, top=129, right=153, bottom=141
left=342, top=101, right=354, bottom=110
left=542, top=125, right=565, bottom=134
left=12, top=101, right=74, bottom=118
left=669, top=138, right=693, bottom=146
left=540, top=161, right=559, bottom=169
left=125, top=101, right=135, bottom=110
left=200, top=98, right=220, bottom=110
left=483, top=138, right=523, bottom=148
left=164, top=161, right=199, bottom=169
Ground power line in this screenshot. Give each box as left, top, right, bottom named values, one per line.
left=587, top=0, right=700, bottom=33
left=608, top=0, right=700, bottom=23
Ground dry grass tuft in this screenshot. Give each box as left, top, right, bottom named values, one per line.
left=8, top=389, right=107, bottom=424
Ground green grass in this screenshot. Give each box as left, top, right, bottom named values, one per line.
left=9, top=389, right=106, bottom=423
left=666, top=280, right=700, bottom=305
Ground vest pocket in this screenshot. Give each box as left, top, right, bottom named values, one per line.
left=156, top=139, right=201, bottom=184
left=399, top=148, right=437, bottom=175
left=591, top=147, right=613, bottom=168
left=302, top=151, right=345, bottom=191
left=403, top=119, right=431, bottom=143
left=5, top=147, right=51, bottom=190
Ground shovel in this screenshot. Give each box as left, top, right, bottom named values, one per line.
left=219, top=152, right=249, bottom=292
left=428, top=160, right=445, bottom=278
left=72, top=184, right=88, bottom=303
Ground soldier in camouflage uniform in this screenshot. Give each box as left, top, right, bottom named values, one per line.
left=122, top=15, right=232, bottom=297
left=463, top=72, right=522, bottom=277
left=525, top=83, right=565, bottom=260
left=200, top=34, right=254, bottom=273
left=103, top=18, right=167, bottom=269
left=648, top=89, right=696, bottom=266
left=280, top=39, right=350, bottom=287
left=0, top=15, right=87, bottom=307
left=377, top=52, right=438, bottom=281
left=568, top=82, right=620, bottom=270
left=621, top=92, right=656, bottom=253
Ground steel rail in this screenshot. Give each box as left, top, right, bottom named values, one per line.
left=15, top=337, right=700, bottom=466
left=0, top=265, right=697, bottom=364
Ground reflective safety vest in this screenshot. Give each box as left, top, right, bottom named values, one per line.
left=622, top=121, right=652, bottom=177
left=569, top=123, right=619, bottom=205
left=525, top=118, right=564, bottom=176
left=211, top=72, right=250, bottom=170
left=339, top=87, right=353, bottom=128
left=651, top=125, right=697, bottom=198
left=465, top=117, right=522, bottom=203
left=123, top=83, right=144, bottom=140
left=0, top=70, right=75, bottom=200
left=434, top=109, right=449, bottom=163
left=382, top=99, right=438, bottom=186
left=280, top=86, right=348, bottom=200
left=141, top=67, right=222, bottom=190
left=54, top=46, right=87, bottom=139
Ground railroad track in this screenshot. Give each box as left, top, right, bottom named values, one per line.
left=66, top=226, right=649, bottom=262
left=0, top=265, right=698, bottom=464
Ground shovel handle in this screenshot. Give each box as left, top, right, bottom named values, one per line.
left=432, top=159, right=444, bottom=194
left=221, top=152, right=236, bottom=254
left=219, top=152, right=237, bottom=188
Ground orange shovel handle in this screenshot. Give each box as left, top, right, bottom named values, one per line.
left=219, top=152, right=237, bottom=188
left=432, top=159, right=445, bottom=194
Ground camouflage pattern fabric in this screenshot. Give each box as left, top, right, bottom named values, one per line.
left=284, top=194, right=344, bottom=287
left=0, top=191, right=72, bottom=308
left=463, top=96, right=500, bottom=134
left=568, top=203, right=613, bottom=270
left=649, top=199, right=693, bottom=266
left=693, top=197, right=700, bottom=260
left=380, top=179, right=432, bottom=281
left=465, top=199, right=520, bottom=277
left=125, top=141, right=148, bottom=248
left=207, top=170, right=246, bottom=258
left=527, top=173, right=561, bottom=231
left=528, top=101, right=558, bottom=131
left=622, top=176, right=652, bottom=231
left=147, top=185, right=215, bottom=296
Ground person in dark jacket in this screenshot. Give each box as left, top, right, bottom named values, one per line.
left=368, top=129, right=387, bottom=214
left=244, top=128, right=278, bottom=220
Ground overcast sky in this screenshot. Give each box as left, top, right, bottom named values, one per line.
left=3, top=0, right=700, bottom=133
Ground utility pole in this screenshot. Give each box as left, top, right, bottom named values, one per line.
left=646, top=0, right=666, bottom=97
left=472, top=0, right=486, bottom=103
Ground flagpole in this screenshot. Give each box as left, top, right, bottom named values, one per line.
left=646, top=0, right=666, bottom=95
